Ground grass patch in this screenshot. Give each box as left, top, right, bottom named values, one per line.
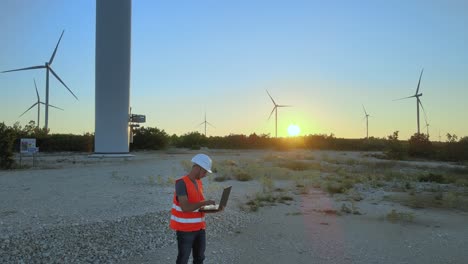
left=245, top=191, right=295, bottom=212
left=386, top=209, right=414, bottom=223
left=234, top=171, right=252, bottom=181
left=418, top=173, right=447, bottom=184
left=286, top=211, right=303, bottom=216
left=340, top=202, right=361, bottom=215
left=213, top=175, right=228, bottom=182
left=324, top=179, right=355, bottom=194
left=385, top=192, right=468, bottom=211
left=148, top=175, right=155, bottom=185
left=277, top=160, right=316, bottom=171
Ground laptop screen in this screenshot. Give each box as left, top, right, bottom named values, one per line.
left=219, top=186, right=232, bottom=207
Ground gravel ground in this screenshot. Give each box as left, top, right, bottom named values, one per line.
left=1, top=150, right=468, bottom=263
left=0, top=208, right=258, bottom=263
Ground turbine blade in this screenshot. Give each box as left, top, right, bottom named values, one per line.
left=49, top=30, right=65, bottom=65
left=49, top=67, right=78, bottom=100
left=266, top=90, right=277, bottom=106
left=19, top=103, right=38, bottom=117
left=268, top=107, right=276, bottom=121
left=2, top=65, right=45, bottom=73
left=207, top=121, right=215, bottom=128
left=34, top=79, right=40, bottom=101
left=277, top=105, right=292, bottom=107
left=362, top=104, right=368, bottom=115
left=393, top=95, right=416, bottom=101
left=415, top=68, right=424, bottom=95
left=197, top=121, right=205, bottom=126
left=418, top=99, right=428, bottom=124
left=39, top=102, right=64, bottom=111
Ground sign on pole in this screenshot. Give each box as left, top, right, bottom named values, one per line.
left=20, top=138, right=37, bottom=154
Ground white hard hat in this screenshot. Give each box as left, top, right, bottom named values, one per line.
left=191, top=154, right=212, bottom=173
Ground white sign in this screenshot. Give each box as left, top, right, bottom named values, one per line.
left=20, top=138, right=36, bottom=154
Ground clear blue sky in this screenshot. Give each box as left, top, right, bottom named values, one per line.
left=1, top=0, right=467, bottom=139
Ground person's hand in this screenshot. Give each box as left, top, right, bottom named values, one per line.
left=203, top=200, right=215, bottom=206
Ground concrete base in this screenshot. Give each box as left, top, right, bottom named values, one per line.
left=88, top=153, right=135, bottom=158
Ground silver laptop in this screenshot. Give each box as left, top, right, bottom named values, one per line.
left=201, top=186, right=232, bottom=211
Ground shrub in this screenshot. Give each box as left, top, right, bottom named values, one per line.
left=0, top=122, right=16, bottom=169
left=175, top=132, right=206, bottom=148
left=234, top=171, right=252, bottom=181
left=277, top=160, right=314, bottom=171
left=386, top=209, right=414, bottom=223
left=418, top=173, right=446, bottom=184
left=385, top=131, right=406, bottom=160
left=132, top=126, right=169, bottom=150
left=408, top=133, right=433, bottom=158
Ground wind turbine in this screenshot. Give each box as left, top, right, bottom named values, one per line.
left=19, top=79, right=63, bottom=128
left=2, top=30, right=77, bottom=131
left=197, top=112, right=215, bottom=137
left=362, top=105, right=370, bottom=139
left=394, top=68, right=425, bottom=134
left=266, top=90, right=291, bottom=138
left=422, top=107, right=429, bottom=137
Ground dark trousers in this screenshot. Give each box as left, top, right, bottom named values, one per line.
left=176, top=229, right=206, bottom=264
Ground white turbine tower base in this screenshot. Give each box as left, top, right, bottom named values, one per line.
left=92, top=0, right=133, bottom=157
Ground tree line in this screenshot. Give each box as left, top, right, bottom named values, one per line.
left=1, top=121, right=467, bottom=169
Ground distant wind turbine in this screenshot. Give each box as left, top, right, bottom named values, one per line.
left=420, top=99, right=429, bottom=137
left=362, top=105, right=371, bottom=139
left=2, top=30, right=77, bottom=131
left=266, top=90, right=291, bottom=138
left=394, top=68, right=426, bottom=134
left=197, top=112, right=215, bottom=137
left=19, top=79, right=63, bottom=128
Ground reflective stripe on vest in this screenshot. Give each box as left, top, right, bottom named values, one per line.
left=172, top=204, right=199, bottom=213
left=170, top=215, right=205, bottom=223
left=170, top=176, right=206, bottom=231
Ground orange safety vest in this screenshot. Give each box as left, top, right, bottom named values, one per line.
left=170, top=175, right=206, bottom=231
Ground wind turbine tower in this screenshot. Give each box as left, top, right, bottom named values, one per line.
left=2, top=30, right=77, bottom=131
left=94, top=0, right=132, bottom=155
left=362, top=105, right=370, bottom=139
left=266, top=90, right=291, bottom=138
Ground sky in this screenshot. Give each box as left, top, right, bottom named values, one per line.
left=1, top=0, right=467, bottom=140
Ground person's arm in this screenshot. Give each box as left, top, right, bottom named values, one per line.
left=178, top=195, right=215, bottom=212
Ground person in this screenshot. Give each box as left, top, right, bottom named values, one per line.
left=170, top=153, right=223, bottom=264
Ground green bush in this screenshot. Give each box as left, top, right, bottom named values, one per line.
left=132, top=126, right=169, bottom=150
left=175, top=132, right=206, bottom=148
left=40, top=134, right=94, bottom=152
left=408, top=133, right=433, bottom=158
left=418, top=173, right=447, bottom=184
left=0, top=122, right=16, bottom=169
left=385, top=131, right=406, bottom=160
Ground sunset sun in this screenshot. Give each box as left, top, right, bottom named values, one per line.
left=287, top=124, right=300, bottom=136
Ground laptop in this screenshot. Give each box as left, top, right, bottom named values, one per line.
left=200, top=186, right=232, bottom=212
